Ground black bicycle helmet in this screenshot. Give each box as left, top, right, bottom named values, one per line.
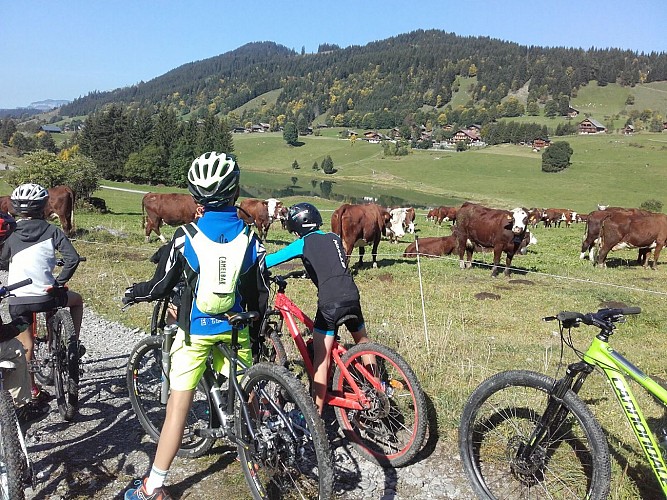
left=187, top=151, right=240, bottom=208
left=0, top=212, right=16, bottom=244
left=286, top=202, right=323, bottom=237
left=11, top=183, right=49, bottom=217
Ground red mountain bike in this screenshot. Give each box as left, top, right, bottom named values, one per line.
left=257, top=270, right=428, bottom=467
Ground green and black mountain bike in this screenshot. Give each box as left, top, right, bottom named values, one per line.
left=459, top=306, right=667, bottom=499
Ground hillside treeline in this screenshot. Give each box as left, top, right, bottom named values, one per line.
left=78, top=105, right=233, bottom=184
left=60, top=30, right=667, bottom=130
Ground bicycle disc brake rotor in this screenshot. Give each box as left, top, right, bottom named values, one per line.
left=506, top=436, right=546, bottom=482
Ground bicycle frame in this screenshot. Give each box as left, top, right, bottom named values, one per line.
left=269, top=290, right=379, bottom=411
left=579, top=336, right=667, bottom=492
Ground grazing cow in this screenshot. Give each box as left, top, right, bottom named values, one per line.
left=580, top=207, right=650, bottom=260
left=597, top=211, right=667, bottom=269
left=331, top=203, right=390, bottom=268
left=542, top=208, right=575, bottom=228
left=526, top=208, right=545, bottom=228
left=441, top=206, right=458, bottom=224
left=0, top=185, right=76, bottom=236
left=142, top=193, right=198, bottom=243
left=455, top=202, right=529, bottom=277
left=426, top=208, right=439, bottom=222
left=403, top=234, right=458, bottom=257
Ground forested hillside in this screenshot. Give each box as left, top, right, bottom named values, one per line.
left=59, top=30, right=667, bottom=130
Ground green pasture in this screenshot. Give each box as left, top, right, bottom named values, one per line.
left=231, top=131, right=667, bottom=211
left=62, top=185, right=667, bottom=498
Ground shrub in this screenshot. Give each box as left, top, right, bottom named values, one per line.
left=640, top=199, right=663, bottom=212
left=542, top=141, right=573, bottom=173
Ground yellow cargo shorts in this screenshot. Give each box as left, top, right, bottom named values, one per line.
left=169, top=326, right=252, bottom=391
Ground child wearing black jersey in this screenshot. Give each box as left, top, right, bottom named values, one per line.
left=265, top=202, right=370, bottom=414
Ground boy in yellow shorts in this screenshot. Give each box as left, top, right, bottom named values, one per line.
left=123, top=152, right=269, bottom=500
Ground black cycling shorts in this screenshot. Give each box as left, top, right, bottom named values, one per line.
left=313, top=301, right=365, bottom=337
left=9, top=298, right=63, bottom=325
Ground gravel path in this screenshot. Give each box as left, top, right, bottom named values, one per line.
left=15, top=303, right=475, bottom=499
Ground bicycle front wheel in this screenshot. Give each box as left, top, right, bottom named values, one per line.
left=150, top=297, right=170, bottom=336
left=459, top=369, right=611, bottom=500
left=126, top=335, right=215, bottom=458
left=332, top=341, right=428, bottom=467
left=237, top=363, right=333, bottom=500
left=0, top=390, right=27, bottom=500
left=255, top=327, right=288, bottom=367
left=51, top=309, right=78, bottom=421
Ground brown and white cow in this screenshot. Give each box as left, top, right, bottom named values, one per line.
left=597, top=211, right=667, bottom=269
left=542, top=208, right=577, bottom=228
left=331, top=203, right=390, bottom=268
left=580, top=207, right=650, bottom=260
left=142, top=193, right=198, bottom=243
left=403, top=235, right=458, bottom=258
left=238, top=198, right=270, bottom=240
left=0, top=185, right=76, bottom=236
left=387, top=207, right=416, bottom=243
left=455, top=202, right=530, bottom=277
left=265, top=198, right=287, bottom=226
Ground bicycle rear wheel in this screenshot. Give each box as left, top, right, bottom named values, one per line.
left=459, top=369, right=611, bottom=499
left=51, top=309, right=78, bottom=421
left=0, top=390, right=26, bottom=500
left=33, top=313, right=53, bottom=386
left=126, top=335, right=215, bottom=458
left=332, top=341, right=427, bottom=467
left=237, top=363, right=333, bottom=500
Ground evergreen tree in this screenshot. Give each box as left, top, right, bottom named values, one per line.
left=283, top=122, right=298, bottom=145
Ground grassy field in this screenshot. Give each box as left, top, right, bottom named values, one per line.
left=229, top=130, right=667, bottom=211
left=51, top=175, right=667, bottom=498
left=3, top=129, right=667, bottom=496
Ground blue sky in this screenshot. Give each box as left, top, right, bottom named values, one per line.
left=2, top=1, right=665, bottom=109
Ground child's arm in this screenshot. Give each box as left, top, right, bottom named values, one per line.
left=265, top=239, right=304, bottom=268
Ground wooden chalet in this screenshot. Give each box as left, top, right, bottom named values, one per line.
left=623, top=124, right=635, bottom=135
left=451, top=129, right=480, bottom=144
left=578, top=118, right=606, bottom=134
left=40, top=125, right=62, bottom=133
left=532, top=138, right=551, bottom=150
left=567, top=106, right=580, bottom=118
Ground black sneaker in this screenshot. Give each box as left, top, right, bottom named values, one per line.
left=31, top=387, right=52, bottom=403
left=16, top=401, right=50, bottom=426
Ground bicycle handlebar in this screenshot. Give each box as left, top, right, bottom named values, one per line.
left=544, top=307, right=641, bottom=329
left=269, top=270, right=308, bottom=283
left=56, top=256, right=86, bottom=267
left=0, top=278, right=33, bottom=300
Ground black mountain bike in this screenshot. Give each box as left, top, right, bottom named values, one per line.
left=126, top=307, right=334, bottom=499
left=32, top=258, right=85, bottom=421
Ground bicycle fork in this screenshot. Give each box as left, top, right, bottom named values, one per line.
left=518, top=362, right=593, bottom=461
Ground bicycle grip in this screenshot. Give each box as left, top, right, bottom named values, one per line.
left=4, top=278, right=33, bottom=292
left=620, top=306, right=641, bottom=315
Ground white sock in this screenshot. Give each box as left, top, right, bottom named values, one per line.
left=145, top=466, right=168, bottom=494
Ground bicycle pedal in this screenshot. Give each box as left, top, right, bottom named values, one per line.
left=195, top=427, right=223, bottom=438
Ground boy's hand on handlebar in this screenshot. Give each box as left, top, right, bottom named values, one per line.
left=122, top=285, right=136, bottom=305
